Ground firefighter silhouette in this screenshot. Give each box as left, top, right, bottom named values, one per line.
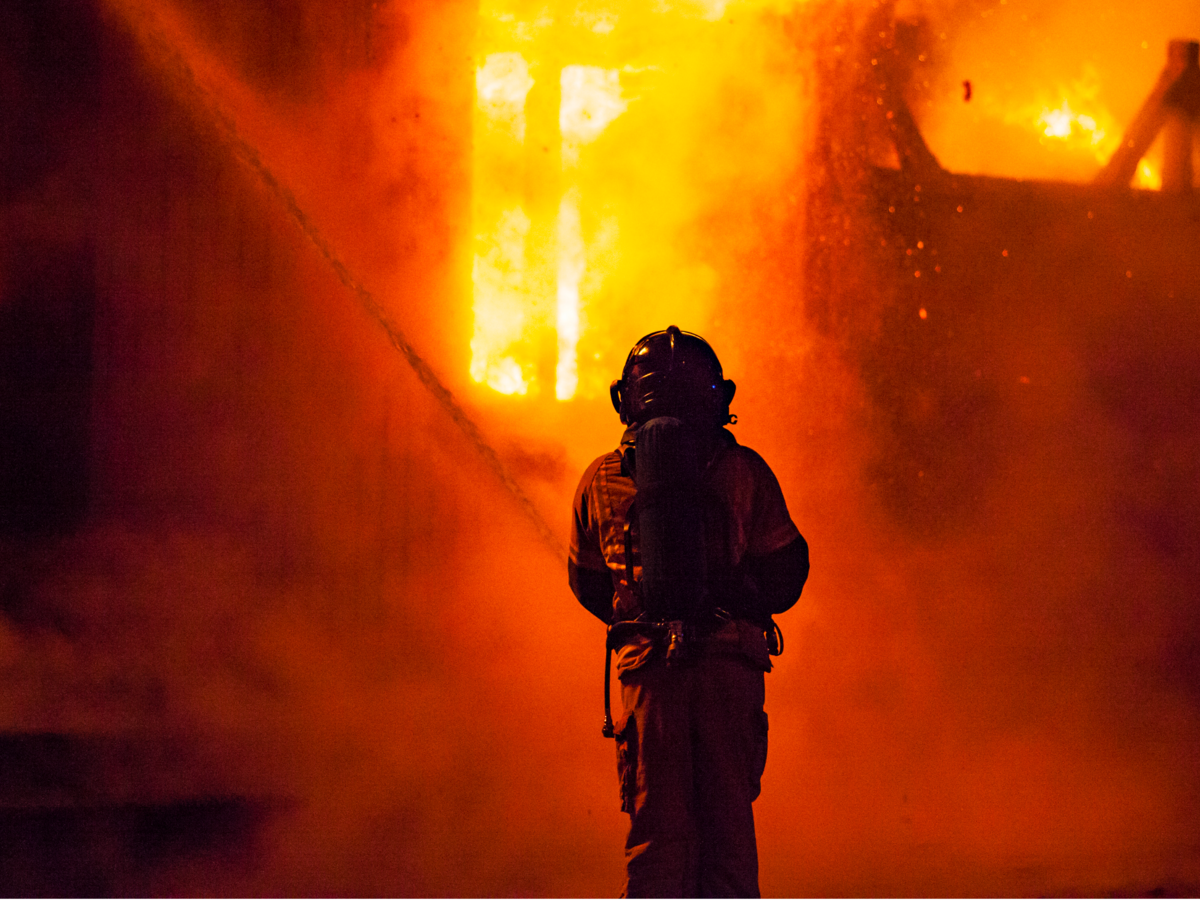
left=569, top=326, right=809, bottom=898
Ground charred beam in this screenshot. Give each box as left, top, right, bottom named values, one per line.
left=878, top=17, right=943, bottom=185
left=1097, top=39, right=1200, bottom=190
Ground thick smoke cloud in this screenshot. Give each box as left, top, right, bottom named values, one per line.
left=1, top=0, right=1199, bottom=895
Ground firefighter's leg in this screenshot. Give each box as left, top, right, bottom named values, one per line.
left=691, top=655, right=766, bottom=898
left=618, top=660, right=698, bottom=898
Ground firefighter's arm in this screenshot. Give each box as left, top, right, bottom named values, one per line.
left=568, top=560, right=614, bottom=625
left=568, top=454, right=613, bottom=625
left=743, top=533, right=809, bottom=616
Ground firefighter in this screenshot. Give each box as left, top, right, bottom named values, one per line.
left=569, top=326, right=809, bottom=898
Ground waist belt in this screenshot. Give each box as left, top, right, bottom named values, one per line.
left=600, top=612, right=782, bottom=739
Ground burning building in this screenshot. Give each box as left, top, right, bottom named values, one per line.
left=2, top=0, right=1199, bottom=895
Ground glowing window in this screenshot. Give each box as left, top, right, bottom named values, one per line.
left=470, top=2, right=803, bottom=400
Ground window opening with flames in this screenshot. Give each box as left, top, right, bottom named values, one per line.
left=469, top=0, right=790, bottom=402
left=471, top=36, right=626, bottom=401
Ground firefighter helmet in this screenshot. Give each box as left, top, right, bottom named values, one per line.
left=610, top=325, right=736, bottom=427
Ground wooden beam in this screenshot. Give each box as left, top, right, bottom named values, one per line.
left=1097, top=40, right=1200, bottom=189
left=872, top=11, right=944, bottom=184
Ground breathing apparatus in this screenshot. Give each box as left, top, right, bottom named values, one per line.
left=603, top=326, right=768, bottom=738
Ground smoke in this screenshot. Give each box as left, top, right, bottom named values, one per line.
left=2, top=0, right=1199, bottom=895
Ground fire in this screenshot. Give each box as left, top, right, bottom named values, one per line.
left=1030, top=90, right=1163, bottom=191
left=469, top=37, right=634, bottom=400
left=471, top=52, right=538, bottom=397
left=925, top=40, right=1168, bottom=189
left=1036, top=99, right=1109, bottom=153
left=1027, top=67, right=1121, bottom=166
left=1133, top=159, right=1163, bottom=191
left=470, top=0, right=804, bottom=401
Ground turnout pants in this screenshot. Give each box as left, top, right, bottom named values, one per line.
left=615, top=651, right=768, bottom=898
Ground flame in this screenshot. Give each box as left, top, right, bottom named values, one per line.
left=1030, top=85, right=1164, bottom=191
left=1133, top=159, right=1163, bottom=191
left=476, top=52, right=535, bottom=142
left=470, top=204, right=533, bottom=396
left=1026, top=67, right=1121, bottom=166
left=925, top=47, right=1163, bottom=187
left=555, top=188, right=584, bottom=401
left=1036, top=99, right=1110, bottom=153
left=559, top=66, right=627, bottom=161
left=469, top=1, right=804, bottom=401
left=470, top=39, right=630, bottom=401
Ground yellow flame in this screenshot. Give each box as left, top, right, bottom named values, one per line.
left=560, top=65, right=627, bottom=163
left=471, top=205, right=533, bottom=395
left=476, top=52, right=535, bottom=141
left=469, top=0, right=804, bottom=401
left=1028, top=68, right=1120, bottom=165
left=1027, top=73, right=1163, bottom=189
left=1133, top=159, right=1162, bottom=191
left=1037, top=99, right=1107, bottom=148
left=470, top=45, right=628, bottom=401
left=555, top=188, right=584, bottom=400
left=931, top=60, right=1134, bottom=181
